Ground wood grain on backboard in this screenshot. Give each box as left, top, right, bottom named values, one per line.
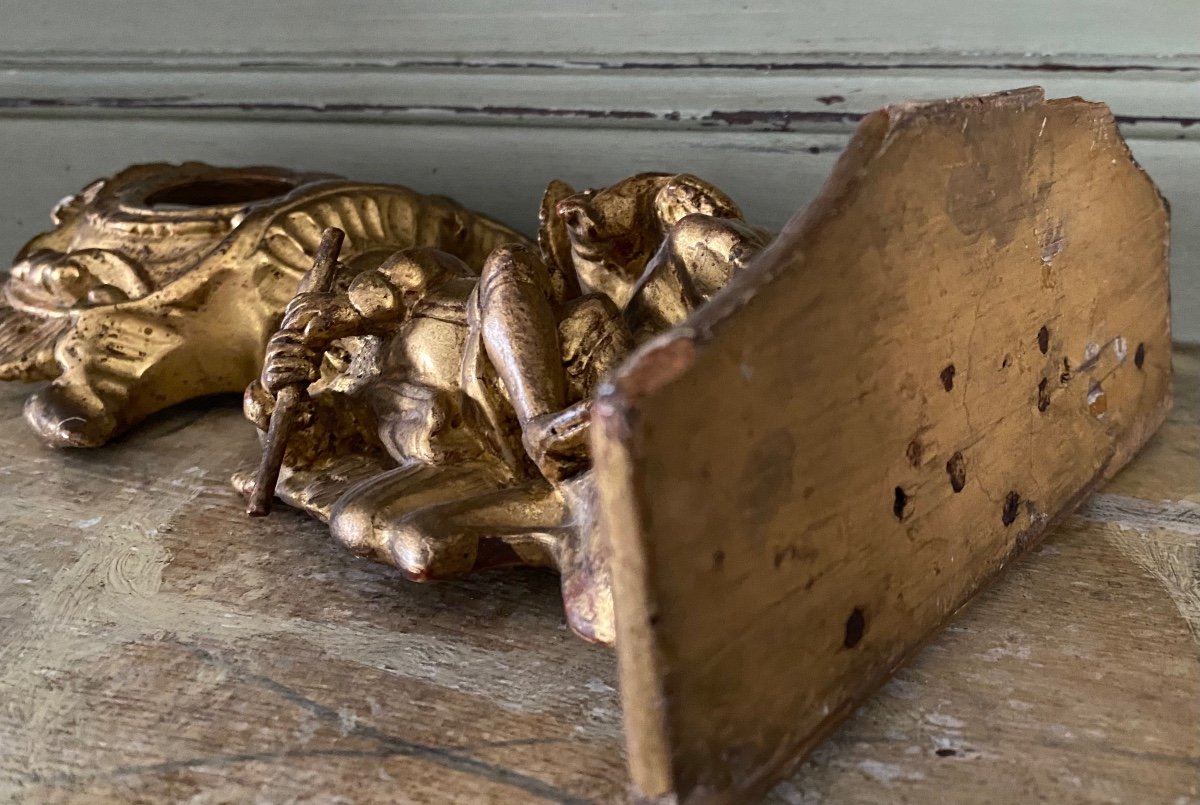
left=595, top=87, right=1172, bottom=804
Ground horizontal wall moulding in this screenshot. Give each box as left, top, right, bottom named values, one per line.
left=2, top=52, right=1200, bottom=72
left=2, top=99, right=1194, bottom=142
left=0, top=63, right=1197, bottom=141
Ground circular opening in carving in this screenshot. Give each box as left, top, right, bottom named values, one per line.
left=144, top=177, right=298, bottom=210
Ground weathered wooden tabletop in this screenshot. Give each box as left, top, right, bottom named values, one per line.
left=0, top=348, right=1196, bottom=804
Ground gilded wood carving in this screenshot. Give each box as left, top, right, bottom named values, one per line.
left=0, top=162, right=526, bottom=447
left=234, top=173, right=770, bottom=643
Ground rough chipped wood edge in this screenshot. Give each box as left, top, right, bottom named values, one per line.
left=594, top=86, right=1173, bottom=804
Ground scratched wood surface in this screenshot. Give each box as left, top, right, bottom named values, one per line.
left=0, top=348, right=1196, bottom=804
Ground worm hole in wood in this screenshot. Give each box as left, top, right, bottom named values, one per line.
left=1002, top=491, right=1021, bottom=526
left=946, top=451, right=966, bottom=493
left=940, top=364, right=955, bottom=392
left=893, top=486, right=909, bottom=520
left=844, top=608, right=866, bottom=648
left=1037, top=377, right=1051, bottom=412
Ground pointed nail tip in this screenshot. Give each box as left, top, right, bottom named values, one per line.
left=246, top=498, right=272, bottom=517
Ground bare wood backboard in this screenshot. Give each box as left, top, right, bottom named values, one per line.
left=594, top=87, right=1172, bottom=804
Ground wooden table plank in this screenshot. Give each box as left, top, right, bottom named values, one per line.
left=1, top=347, right=1197, bottom=804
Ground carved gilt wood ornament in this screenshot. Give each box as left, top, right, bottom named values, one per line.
left=234, top=172, right=770, bottom=644
left=0, top=89, right=1174, bottom=804
left=0, top=162, right=526, bottom=447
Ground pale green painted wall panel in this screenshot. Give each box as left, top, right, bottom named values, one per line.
left=2, top=0, right=1197, bottom=59
left=1, top=3, right=1196, bottom=339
